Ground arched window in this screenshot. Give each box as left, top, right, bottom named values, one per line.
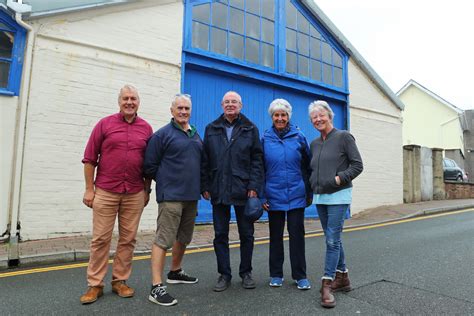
left=0, top=11, right=26, bottom=96
left=185, top=0, right=347, bottom=91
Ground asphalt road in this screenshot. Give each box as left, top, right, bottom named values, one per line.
left=1, top=210, right=473, bottom=315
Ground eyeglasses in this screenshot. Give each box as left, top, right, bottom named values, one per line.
left=223, top=100, right=241, bottom=105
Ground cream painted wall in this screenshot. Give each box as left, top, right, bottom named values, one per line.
left=400, top=85, right=463, bottom=152
left=19, top=1, right=183, bottom=239
left=0, top=96, right=18, bottom=234
left=347, top=59, right=404, bottom=212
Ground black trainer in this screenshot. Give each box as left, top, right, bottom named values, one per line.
left=166, top=269, right=198, bottom=284
left=242, top=273, right=256, bottom=289
left=148, top=284, right=177, bottom=306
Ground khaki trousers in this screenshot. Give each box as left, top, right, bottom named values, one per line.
left=87, top=188, right=144, bottom=287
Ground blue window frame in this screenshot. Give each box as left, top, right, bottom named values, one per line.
left=0, top=11, right=26, bottom=96
left=184, top=0, right=348, bottom=92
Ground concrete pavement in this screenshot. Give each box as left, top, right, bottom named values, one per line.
left=1, top=198, right=474, bottom=270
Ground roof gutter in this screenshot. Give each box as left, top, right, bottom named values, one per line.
left=301, top=0, right=405, bottom=111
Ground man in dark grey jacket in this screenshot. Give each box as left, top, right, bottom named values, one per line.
left=201, top=91, right=264, bottom=292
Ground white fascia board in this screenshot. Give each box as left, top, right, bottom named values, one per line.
left=397, top=79, right=463, bottom=114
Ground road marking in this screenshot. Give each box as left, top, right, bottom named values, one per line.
left=1, top=208, right=472, bottom=279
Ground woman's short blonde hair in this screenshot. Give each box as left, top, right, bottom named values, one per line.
left=268, top=98, right=292, bottom=119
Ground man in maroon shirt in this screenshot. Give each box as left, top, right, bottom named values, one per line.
left=80, top=85, right=153, bottom=304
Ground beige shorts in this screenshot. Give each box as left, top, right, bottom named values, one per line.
left=154, top=201, right=198, bottom=250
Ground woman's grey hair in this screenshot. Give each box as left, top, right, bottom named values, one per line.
left=172, top=93, right=192, bottom=108
left=268, top=98, right=292, bottom=119
left=308, top=100, right=334, bottom=120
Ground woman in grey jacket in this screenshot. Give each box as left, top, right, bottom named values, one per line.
left=308, top=100, right=363, bottom=308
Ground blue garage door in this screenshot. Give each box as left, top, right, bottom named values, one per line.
left=184, top=65, right=347, bottom=223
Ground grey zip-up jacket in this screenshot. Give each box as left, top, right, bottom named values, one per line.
left=309, top=128, right=363, bottom=194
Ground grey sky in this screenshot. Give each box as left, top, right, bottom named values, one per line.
left=315, top=0, right=474, bottom=109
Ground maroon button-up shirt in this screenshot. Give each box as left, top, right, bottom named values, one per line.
left=82, top=113, right=153, bottom=194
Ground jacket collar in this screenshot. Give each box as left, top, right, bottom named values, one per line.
left=210, top=113, right=254, bottom=129
left=264, top=124, right=299, bottom=139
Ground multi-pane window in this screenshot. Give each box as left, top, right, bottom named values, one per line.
left=188, top=0, right=346, bottom=90
left=191, top=0, right=275, bottom=68
left=0, top=21, right=15, bottom=89
left=0, top=12, right=25, bottom=96
left=285, top=0, right=343, bottom=88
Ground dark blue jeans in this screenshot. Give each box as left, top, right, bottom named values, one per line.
left=268, top=208, right=306, bottom=280
left=212, top=204, right=255, bottom=280
left=316, top=204, right=349, bottom=279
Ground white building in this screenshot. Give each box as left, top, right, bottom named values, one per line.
left=1, top=0, right=403, bottom=244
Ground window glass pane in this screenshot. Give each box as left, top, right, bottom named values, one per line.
left=285, top=0, right=296, bottom=29
left=192, top=4, right=210, bottom=24
left=261, top=19, right=274, bottom=44
left=298, top=56, right=309, bottom=77
left=246, top=0, right=259, bottom=15
left=245, top=37, right=259, bottom=64
left=310, top=25, right=321, bottom=39
left=297, top=32, right=309, bottom=56
left=229, top=0, right=244, bottom=9
left=0, top=31, right=14, bottom=59
left=211, top=27, right=227, bottom=55
left=334, top=67, right=343, bottom=87
left=286, top=28, right=296, bottom=51
left=322, top=41, right=331, bottom=63
left=311, top=59, right=321, bottom=81
left=297, top=11, right=309, bottom=34
left=245, top=13, right=260, bottom=39
left=261, top=1, right=274, bottom=20
left=323, top=63, right=332, bottom=84
left=0, top=61, right=10, bottom=88
left=286, top=51, right=297, bottom=74
left=229, top=33, right=244, bottom=59
left=333, top=50, right=342, bottom=67
left=192, top=22, right=209, bottom=51
left=310, top=37, right=321, bottom=59
left=217, top=0, right=228, bottom=3
left=261, top=43, right=274, bottom=68
left=229, top=7, right=244, bottom=34
left=212, top=2, right=227, bottom=29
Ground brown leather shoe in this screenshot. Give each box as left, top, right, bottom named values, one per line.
left=112, top=280, right=134, bottom=298
left=80, top=286, right=103, bottom=304
left=332, top=271, right=352, bottom=292
left=320, top=279, right=336, bottom=308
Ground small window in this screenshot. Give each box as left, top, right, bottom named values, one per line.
left=0, top=13, right=26, bottom=96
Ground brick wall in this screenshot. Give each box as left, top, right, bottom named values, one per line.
left=445, top=182, right=474, bottom=199
left=19, top=2, right=183, bottom=240
left=348, top=59, right=404, bottom=213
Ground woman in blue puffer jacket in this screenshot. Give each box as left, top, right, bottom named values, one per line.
left=262, top=98, right=313, bottom=290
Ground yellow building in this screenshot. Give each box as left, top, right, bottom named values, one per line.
left=397, top=79, right=465, bottom=154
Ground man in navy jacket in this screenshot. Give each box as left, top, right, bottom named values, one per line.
left=201, top=91, right=264, bottom=292
left=144, top=94, right=202, bottom=306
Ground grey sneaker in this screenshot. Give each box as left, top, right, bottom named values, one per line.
left=148, top=284, right=177, bottom=306
left=242, top=273, right=256, bottom=289
left=213, top=275, right=231, bottom=292
left=167, top=269, right=198, bottom=284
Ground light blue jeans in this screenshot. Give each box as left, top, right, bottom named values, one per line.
left=316, top=204, right=349, bottom=280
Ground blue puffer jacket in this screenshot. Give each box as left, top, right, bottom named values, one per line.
left=262, top=124, right=312, bottom=211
